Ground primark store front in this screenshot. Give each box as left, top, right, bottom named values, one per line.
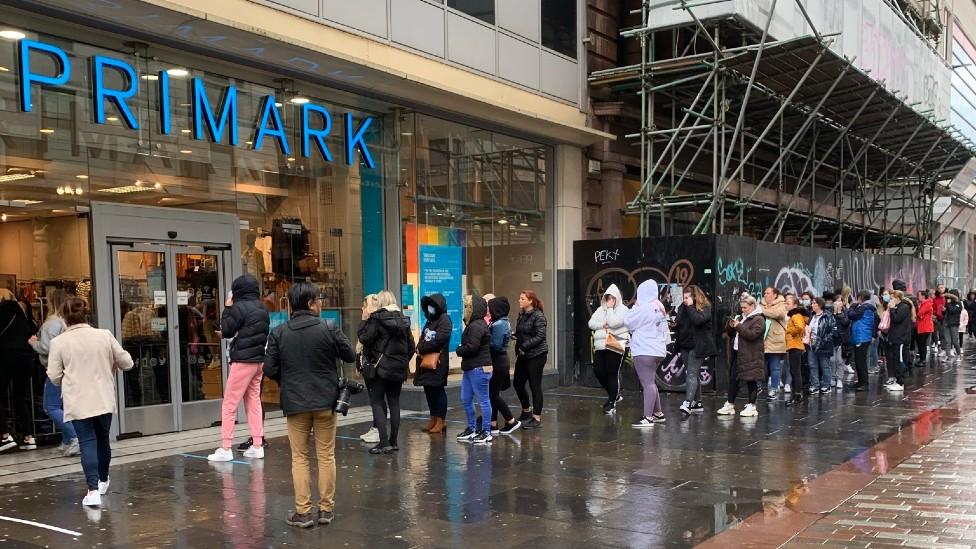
left=0, top=4, right=576, bottom=440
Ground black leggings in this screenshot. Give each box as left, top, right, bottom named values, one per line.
left=489, top=373, right=513, bottom=426
left=916, top=333, right=931, bottom=364
left=787, top=349, right=804, bottom=393
left=369, top=378, right=403, bottom=446
left=726, top=352, right=758, bottom=404
left=593, top=349, right=624, bottom=402
left=514, top=353, right=547, bottom=416
left=0, top=352, right=34, bottom=437
left=853, top=342, right=869, bottom=386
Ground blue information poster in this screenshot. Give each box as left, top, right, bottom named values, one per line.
left=418, top=245, right=463, bottom=350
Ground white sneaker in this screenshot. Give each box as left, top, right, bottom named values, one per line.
left=360, top=427, right=380, bottom=443
left=0, top=434, right=16, bottom=453
left=631, top=416, right=655, bottom=428
left=886, top=382, right=905, bottom=392
left=243, top=446, right=264, bottom=459
left=19, top=436, right=36, bottom=450
left=679, top=401, right=691, bottom=415
left=784, top=384, right=792, bottom=394
left=82, top=491, right=101, bottom=507
left=845, top=365, right=855, bottom=375
left=717, top=402, right=736, bottom=416
left=98, top=478, right=110, bottom=495
left=740, top=404, right=758, bottom=417
left=884, top=377, right=896, bottom=386
left=767, top=389, right=778, bottom=399
left=836, top=379, right=844, bottom=389
left=207, top=448, right=234, bottom=462
left=63, top=439, right=80, bottom=457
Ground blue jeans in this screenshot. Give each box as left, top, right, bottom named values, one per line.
left=43, top=379, right=77, bottom=444
left=868, top=338, right=879, bottom=371
left=808, top=351, right=833, bottom=390
left=461, top=367, right=492, bottom=432
left=766, top=353, right=787, bottom=390
left=72, top=413, right=113, bottom=490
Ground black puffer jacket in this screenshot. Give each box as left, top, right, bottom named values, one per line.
left=456, top=296, right=491, bottom=371
left=0, top=299, right=36, bottom=356
left=264, top=310, right=356, bottom=416
left=414, top=294, right=452, bottom=388
left=887, top=301, right=913, bottom=345
left=675, top=304, right=696, bottom=351
left=945, top=295, right=963, bottom=326
left=515, top=308, right=548, bottom=358
left=358, top=307, right=414, bottom=383
left=687, top=305, right=718, bottom=358
left=220, top=275, right=270, bottom=363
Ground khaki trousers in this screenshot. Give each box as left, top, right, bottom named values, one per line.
left=286, top=409, right=337, bottom=514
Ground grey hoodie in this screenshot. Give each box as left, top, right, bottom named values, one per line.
left=587, top=284, right=630, bottom=351
left=31, top=316, right=66, bottom=366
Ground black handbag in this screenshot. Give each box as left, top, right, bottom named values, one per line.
left=357, top=351, right=382, bottom=382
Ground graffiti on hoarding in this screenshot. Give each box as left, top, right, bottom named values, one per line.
left=655, top=352, right=713, bottom=391
left=594, top=249, right=621, bottom=265
left=716, top=256, right=766, bottom=302
left=773, top=264, right=816, bottom=296
left=584, top=259, right=696, bottom=316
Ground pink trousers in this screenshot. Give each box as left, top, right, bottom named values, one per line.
left=221, top=362, right=264, bottom=449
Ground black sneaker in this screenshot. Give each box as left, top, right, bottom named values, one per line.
left=0, top=435, right=16, bottom=453
left=317, top=510, right=334, bottom=525
left=499, top=420, right=522, bottom=434
left=456, top=427, right=477, bottom=441
left=602, top=401, right=615, bottom=415
left=690, top=401, right=704, bottom=414
left=472, top=430, right=493, bottom=444
left=287, top=512, right=314, bottom=528
left=237, top=437, right=269, bottom=451
left=521, top=418, right=542, bottom=430
left=517, top=411, right=533, bottom=422
left=368, top=444, right=395, bottom=454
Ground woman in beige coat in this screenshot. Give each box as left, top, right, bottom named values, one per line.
left=47, top=297, right=133, bottom=508
left=762, top=287, right=789, bottom=398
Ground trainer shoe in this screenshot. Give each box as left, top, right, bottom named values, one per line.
left=602, top=401, right=616, bottom=415
left=82, top=491, right=102, bottom=507
left=0, top=434, right=15, bottom=453
left=19, top=436, right=36, bottom=450
left=820, top=387, right=831, bottom=394
left=243, top=446, right=264, bottom=459
left=287, top=512, right=314, bottom=528
left=835, top=379, right=844, bottom=389
left=651, top=413, right=666, bottom=423
left=98, top=478, right=110, bottom=495
left=317, top=510, right=334, bottom=525
left=886, top=382, right=905, bottom=392
left=690, top=401, right=704, bottom=414
left=238, top=437, right=270, bottom=451
left=517, top=411, right=533, bottom=422
left=63, top=439, right=80, bottom=457
left=767, top=389, right=778, bottom=399
left=784, top=384, right=792, bottom=394
left=456, top=427, right=477, bottom=441
left=716, top=402, right=736, bottom=415
left=679, top=401, right=691, bottom=416
left=472, top=431, right=493, bottom=444
left=806, top=387, right=818, bottom=395
left=207, top=448, right=234, bottom=462
left=632, top=416, right=655, bottom=428
left=739, top=404, right=759, bottom=417
left=521, top=418, right=542, bottom=430
left=884, top=377, right=896, bottom=386
left=499, top=420, right=522, bottom=435
left=360, top=427, right=380, bottom=443
left=615, top=394, right=624, bottom=404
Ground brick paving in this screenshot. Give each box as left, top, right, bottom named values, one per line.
left=784, top=407, right=976, bottom=548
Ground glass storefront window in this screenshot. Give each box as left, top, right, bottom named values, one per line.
left=399, top=113, right=554, bottom=378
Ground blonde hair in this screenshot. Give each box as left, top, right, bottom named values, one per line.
left=892, top=290, right=916, bottom=322
left=46, top=289, right=68, bottom=319
left=363, top=294, right=380, bottom=315
left=739, top=293, right=758, bottom=307
left=376, top=290, right=399, bottom=311
left=0, top=288, right=14, bottom=302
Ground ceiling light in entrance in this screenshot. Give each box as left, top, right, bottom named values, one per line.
left=289, top=96, right=310, bottom=105
left=76, top=174, right=89, bottom=180
left=166, top=68, right=189, bottom=77
left=97, top=184, right=157, bottom=194
left=0, top=30, right=26, bottom=40
left=0, top=173, right=35, bottom=183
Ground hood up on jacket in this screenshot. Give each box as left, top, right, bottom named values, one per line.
left=788, top=306, right=810, bottom=318
left=421, top=294, right=447, bottom=320
left=488, top=296, right=510, bottom=322
left=626, top=279, right=661, bottom=327
left=603, top=284, right=624, bottom=307
left=470, top=295, right=488, bottom=323
left=892, top=279, right=908, bottom=292
left=231, top=275, right=260, bottom=301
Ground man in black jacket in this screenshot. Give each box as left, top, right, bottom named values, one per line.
left=456, top=295, right=493, bottom=444
left=208, top=275, right=270, bottom=463
left=264, top=282, right=355, bottom=529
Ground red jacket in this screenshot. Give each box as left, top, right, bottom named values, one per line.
left=933, top=295, right=946, bottom=321
left=917, top=299, right=935, bottom=334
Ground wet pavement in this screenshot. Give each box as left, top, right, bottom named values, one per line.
left=2, top=348, right=976, bottom=548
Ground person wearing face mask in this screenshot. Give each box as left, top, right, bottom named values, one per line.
left=414, top=294, right=452, bottom=435
left=588, top=284, right=630, bottom=414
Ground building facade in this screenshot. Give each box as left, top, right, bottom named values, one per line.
left=0, top=0, right=606, bottom=438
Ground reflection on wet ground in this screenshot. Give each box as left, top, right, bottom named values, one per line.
left=1, top=355, right=974, bottom=547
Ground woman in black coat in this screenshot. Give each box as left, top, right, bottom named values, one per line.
left=0, top=289, right=38, bottom=451
left=514, top=290, right=548, bottom=429
left=675, top=285, right=717, bottom=415
left=358, top=290, right=415, bottom=455
left=414, top=294, right=452, bottom=435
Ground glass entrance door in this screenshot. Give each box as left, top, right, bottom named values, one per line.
left=112, top=243, right=229, bottom=436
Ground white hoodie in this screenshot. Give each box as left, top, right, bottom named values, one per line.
left=588, top=284, right=630, bottom=351
left=624, top=280, right=669, bottom=358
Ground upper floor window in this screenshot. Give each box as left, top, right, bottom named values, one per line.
left=448, top=0, right=495, bottom=25
left=542, top=0, right=577, bottom=59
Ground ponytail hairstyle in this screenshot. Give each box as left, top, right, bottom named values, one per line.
left=520, top=290, right=544, bottom=313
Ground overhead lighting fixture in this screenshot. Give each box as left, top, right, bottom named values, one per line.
left=289, top=96, right=309, bottom=105
left=0, top=67, right=8, bottom=72
left=179, top=102, right=192, bottom=107
left=107, top=116, right=119, bottom=122
left=140, top=74, right=159, bottom=81
left=39, top=128, right=55, bottom=134
left=97, top=185, right=156, bottom=194
left=75, top=186, right=83, bottom=195
left=401, top=132, right=413, bottom=137
left=0, top=30, right=26, bottom=40
left=519, top=222, right=528, bottom=227
left=497, top=218, right=509, bottom=225
left=166, top=68, right=189, bottom=77
left=76, top=174, right=89, bottom=180
left=181, top=129, right=192, bottom=134
left=154, top=182, right=162, bottom=190
left=180, top=149, right=192, bottom=154
left=274, top=102, right=283, bottom=108
left=287, top=157, right=296, bottom=162
left=0, top=173, right=35, bottom=183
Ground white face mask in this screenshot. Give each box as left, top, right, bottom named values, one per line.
left=427, top=305, right=437, bottom=315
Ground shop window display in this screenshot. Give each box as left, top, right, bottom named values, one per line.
left=400, top=113, right=554, bottom=381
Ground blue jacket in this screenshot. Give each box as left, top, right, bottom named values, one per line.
left=489, top=317, right=511, bottom=355
left=847, top=303, right=876, bottom=345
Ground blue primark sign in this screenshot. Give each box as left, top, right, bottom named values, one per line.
left=16, top=39, right=376, bottom=167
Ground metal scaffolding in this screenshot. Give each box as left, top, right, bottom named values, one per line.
left=589, top=0, right=976, bottom=256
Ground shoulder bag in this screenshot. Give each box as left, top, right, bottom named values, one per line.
left=604, top=328, right=625, bottom=354
left=420, top=352, right=440, bottom=370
